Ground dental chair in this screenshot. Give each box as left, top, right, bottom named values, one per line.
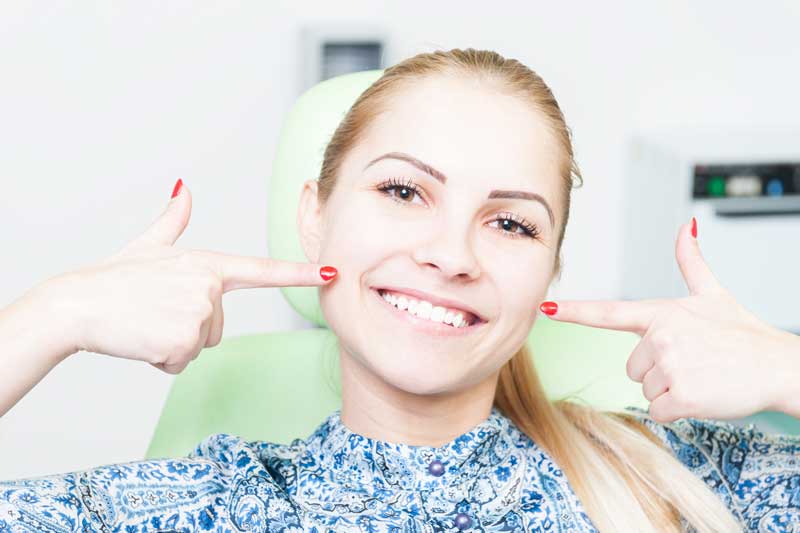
left=145, top=70, right=798, bottom=459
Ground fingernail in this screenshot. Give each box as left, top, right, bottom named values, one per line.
left=319, top=266, right=337, bottom=281
left=171, top=178, right=183, bottom=199
left=539, top=301, right=558, bottom=316
left=691, top=216, right=697, bottom=238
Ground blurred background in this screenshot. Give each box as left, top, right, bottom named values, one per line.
left=2, top=1, right=799, bottom=479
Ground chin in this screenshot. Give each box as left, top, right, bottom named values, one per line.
left=366, top=355, right=470, bottom=396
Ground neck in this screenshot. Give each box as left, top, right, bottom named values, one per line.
left=339, top=348, right=499, bottom=447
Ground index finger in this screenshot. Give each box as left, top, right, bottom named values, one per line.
left=195, top=251, right=337, bottom=293
left=539, top=298, right=664, bottom=336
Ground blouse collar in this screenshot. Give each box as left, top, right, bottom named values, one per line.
left=301, top=407, right=523, bottom=492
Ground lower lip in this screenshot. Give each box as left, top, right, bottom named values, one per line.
left=370, top=288, right=487, bottom=337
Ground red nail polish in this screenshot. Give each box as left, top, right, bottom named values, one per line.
left=320, top=266, right=337, bottom=281
left=691, top=217, right=697, bottom=238
left=540, top=301, right=558, bottom=316
left=171, top=178, right=183, bottom=199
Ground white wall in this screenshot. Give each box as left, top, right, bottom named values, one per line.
left=2, top=1, right=799, bottom=479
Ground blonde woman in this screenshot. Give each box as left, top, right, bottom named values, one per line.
left=1, top=48, right=799, bottom=532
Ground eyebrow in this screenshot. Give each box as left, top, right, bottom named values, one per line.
left=364, top=151, right=555, bottom=228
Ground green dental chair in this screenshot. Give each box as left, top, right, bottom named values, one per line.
left=145, top=70, right=799, bottom=460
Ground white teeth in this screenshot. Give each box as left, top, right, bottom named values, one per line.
left=379, top=290, right=473, bottom=328
left=429, top=306, right=446, bottom=323
left=396, top=295, right=409, bottom=310
left=415, top=301, right=432, bottom=319
left=444, top=311, right=454, bottom=325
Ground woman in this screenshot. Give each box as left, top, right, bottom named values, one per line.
left=1, top=48, right=798, bottom=533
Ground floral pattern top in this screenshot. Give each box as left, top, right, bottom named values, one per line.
left=1, top=405, right=798, bottom=532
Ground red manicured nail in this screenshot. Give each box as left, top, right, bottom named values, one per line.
left=319, top=266, right=337, bottom=281
left=691, top=217, right=697, bottom=238
left=539, top=301, right=558, bottom=316
left=171, top=178, right=183, bottom=199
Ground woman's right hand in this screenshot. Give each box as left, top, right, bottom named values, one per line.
left=44, top=179, right=337, bottom=374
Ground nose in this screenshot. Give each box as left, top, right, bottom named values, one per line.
left=411, top=221, right=481, bottom=281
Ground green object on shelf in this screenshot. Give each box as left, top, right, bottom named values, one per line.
left=708, top=176, right=726, bottom=196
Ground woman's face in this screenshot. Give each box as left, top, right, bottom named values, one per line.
left=300, top=75, right=563, bottom=396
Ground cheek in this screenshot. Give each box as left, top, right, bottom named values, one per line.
left=320, top=213, right=395, bottom=275
left=320, top=202, right=417, bottom=265
left=485, top=245, right=552, bottom=306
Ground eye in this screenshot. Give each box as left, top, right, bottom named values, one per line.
left=488, top=212, right=541, bottom=240
left=375, top=177, right=426, bottom=206
left=374, top=179, right=540, bottom=241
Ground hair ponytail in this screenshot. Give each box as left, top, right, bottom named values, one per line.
left=494, top=345, right=742, bottom=532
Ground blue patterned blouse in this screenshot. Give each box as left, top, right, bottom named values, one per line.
left=1, top=405, right=798, bottom=532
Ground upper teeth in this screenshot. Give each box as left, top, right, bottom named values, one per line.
left=380, top=290, right=474, bottom=328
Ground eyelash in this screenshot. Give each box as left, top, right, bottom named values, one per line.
left=374, top=177, right=541, bottom=240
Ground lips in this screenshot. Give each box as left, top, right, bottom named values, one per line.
left=371, top=285, right=487, bottom=325
left=370, top=288, right=487, bottom=336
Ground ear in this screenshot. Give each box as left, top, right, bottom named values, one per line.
left=552, top=253, right=564, bottom=283
left=297, top=179, right=324, bottom=263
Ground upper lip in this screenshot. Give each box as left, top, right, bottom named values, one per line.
left=373, top=285, right=487, bottom=323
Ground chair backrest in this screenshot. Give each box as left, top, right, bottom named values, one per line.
left=149, top=68, right=797, bottom=458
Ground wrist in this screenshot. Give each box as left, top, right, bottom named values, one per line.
left=769, top=330, right=800, bottom=418
left=27, top=275, right=86, bottom=363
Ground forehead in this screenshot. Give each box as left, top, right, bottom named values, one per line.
left=354, top=75, right=563, bottom=197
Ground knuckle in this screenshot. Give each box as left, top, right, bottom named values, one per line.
left=171, top=330, right=197, bottom=356
left=207, top=276, right=223, bottom=300
left=197, top=299, right=215, bottom=320
left=164, top=364, right=183, bottom=375
left=625, top=359, right=635, bottom=380
left=160, top=355, right=177, bottom=370
left=658, top=361, right=674, bottom=383
left=206, top=329, right=223, bottom=348
left=207, top=337, right=221, bottom=348
left=649, top=329, right=673, bottom=352
left=651, top=346, right=668, bottom=365
left=625, top=358, right=640, bottom=382
left=669, top=384, right=694, bottom=415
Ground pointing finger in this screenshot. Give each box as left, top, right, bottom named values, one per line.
left=538, top=298, right=664, bottom=337
left=193, top=251, right=338, bottom=292
left=675, top=218, right=723, bottom=296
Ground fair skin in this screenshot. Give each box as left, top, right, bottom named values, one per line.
left=547, top=221, right=800, bottom=422
left=297, top=74, right=565, bottom=445
left=0, top=181, right=336, bottom=417
left=0, top=75, right=797, bottom=442
left=296, top=74, right=800, bottom=441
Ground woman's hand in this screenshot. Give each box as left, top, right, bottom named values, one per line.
left=45, top=179, right=337, bottom=375
left=538, top=218, right=800, bottom=424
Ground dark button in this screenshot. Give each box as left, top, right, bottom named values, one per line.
left=454, top=512, right=472, bottom=530
left=427, top=459, right=444, bottom=477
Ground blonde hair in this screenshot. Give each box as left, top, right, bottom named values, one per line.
left=317, top=48, right=743, bottom=532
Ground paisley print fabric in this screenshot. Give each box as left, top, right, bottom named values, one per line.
left=0, top=405, right=797, bottom=532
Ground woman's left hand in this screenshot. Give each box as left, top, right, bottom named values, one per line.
left=539, top=218, right=800, bottom=424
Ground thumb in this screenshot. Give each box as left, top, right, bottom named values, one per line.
left=130, top=179, right=192, bottom=249
left=675, top=217, right=722, bottom=295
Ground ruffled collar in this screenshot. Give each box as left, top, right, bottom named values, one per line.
left=299, top=407, right=523, bottom=493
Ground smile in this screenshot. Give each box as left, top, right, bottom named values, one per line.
left=371, top=287, right=487, bottom=336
